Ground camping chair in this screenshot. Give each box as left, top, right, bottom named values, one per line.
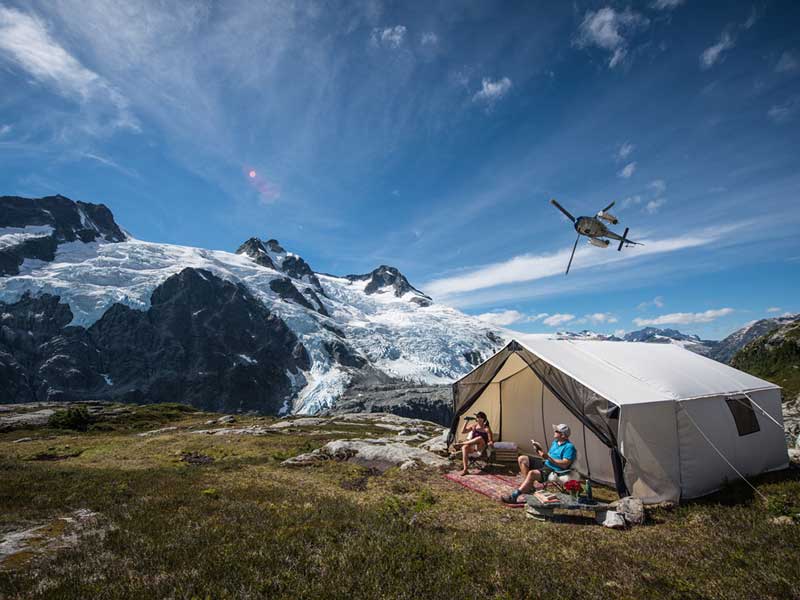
left=454, top=432, right=492, bottom=472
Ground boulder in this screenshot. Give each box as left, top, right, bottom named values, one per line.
left=419, top=430, right=449, bottom=454
left=615, top=496, right=645, bottom=526
left=282, top=438, right=449, bottom=472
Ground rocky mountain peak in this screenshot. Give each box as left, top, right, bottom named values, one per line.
left=345, top=265, right=432, bottom=306
left=235, top=237, right=276, bottom=269
left=0, top=195, right=127, bottom=277
left=235, top=236, right=324, bottom=294
left=266, top=239, right=285, bottom=254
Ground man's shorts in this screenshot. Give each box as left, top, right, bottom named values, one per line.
left=523, top=455, right=554, bottom=482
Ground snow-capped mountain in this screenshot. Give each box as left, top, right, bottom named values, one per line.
left=622, top=327, right=717, bottom=356
left=0, top=195, right=504, bottom=414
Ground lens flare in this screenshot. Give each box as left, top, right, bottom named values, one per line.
left=249, top=170, right=257, bottom=178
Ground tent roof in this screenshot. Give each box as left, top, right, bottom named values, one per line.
left=511, top=335, right=779, bottom=405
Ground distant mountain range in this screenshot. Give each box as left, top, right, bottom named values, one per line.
left=553, top=316, right=799, bottom=365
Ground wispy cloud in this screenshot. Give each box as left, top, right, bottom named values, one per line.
left=574, top=7, right=649, bottom=69
left=475, top=309, right=524, bottom=326
left=475, top=310, right=549, bottom=326
left=82, top=152, right=139, bottom=179
left=767, top=98, right=799, bottom=123
left=649, top=179, right=666, bottom=195
left=700, top=32, right=735, bottom=69
left=616, top=142, right=634, bottom=161
left=472, top=77, right=512, bottom=106
left=651, top=0, right=685, bottom=10
left=637, top=296, right=665, bottom=310
left=0, top=123, right=11, bottom=136
left=371, top=25, right=407, bottom=48
left=645, top=197, right=667, bottom=214
left=0, top=6, right=138, bottom=134
left=618, top=162, right=636, bottom=178
left=633, top=307, right=734, bottom=327
left=543, top=313, right=575, bottom=327
left=766, top=307, right=782, bottom=313
left=420, top=32, right=438, bottom=47
left=425, top=223, right=742, bottom=299
left=587, top=312, right=618, bottom=323
left=776, top=51, right=798, bottom=73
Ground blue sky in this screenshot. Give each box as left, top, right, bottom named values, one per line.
left=0, top=1, right=798, bottom=340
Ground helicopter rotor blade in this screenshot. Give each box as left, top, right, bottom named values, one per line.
left=551, top=199, right=576, bottom=223
left=565, top=234, right=580, bottom=275
left=599, top=200, right=616, bottom=214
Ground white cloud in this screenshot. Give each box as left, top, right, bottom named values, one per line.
left=543, top=313, right=575, bottom=327
left=82, top=152, right=139, bottom=179
left=614, top=329, right=627, bottom=337
left=700, top=32, right=735, bottom=69
left=587, top=312, right=618, bottom=323
left=371, top=25, right=406, bottom=48
left=621, top=195, right=641, bottom=210
left=767, top=98, right=798, bottom=123
left=472, top=77, right=512, bottom=105
left=425, top=224, right=741, bottom=299
left=776, top=51, right=798, bottom=73
left=420, top=32, right=438, bottom=46
left=651, top=0, right=685, bottom=10
left=637, top=296, right=665, bottom=310
left=617, top=142, right=634, bottom=160
left=618, top=162, right=636, bottom=178
left=475, top=309, right=524, bottom=326
left=645, top=197, right=667, bottom=214
left=0, top=6, right=138, bottom=132
left=649, top=179, right=667, bottom=195
left=0, top=124, right=10, bottom=136
left=574, top=7, right=649, bottom=69
left=766, top=307, right=782, bottom=313
left=633, top=308, right=734, bottom=327
left=743, top=8, right=758, bottom=30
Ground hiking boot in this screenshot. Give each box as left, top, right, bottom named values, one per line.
left=501, top=493, right=519, bottom=504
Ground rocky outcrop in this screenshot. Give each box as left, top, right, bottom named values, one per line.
left=236, top=236, right=325, bottom=294
left=282, top=437, right=449, bottom=471
left=329, top=381, right=453, bottom=426
left=0, top=268, right=310, bottom=413
left=323, top=340, right=367, bottom=369
left=269, top=277, right=316, bottom=311
left=0, top=195, right=126, bottom=276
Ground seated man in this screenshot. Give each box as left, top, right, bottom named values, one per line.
left=501, top=423, right=576, bottom=503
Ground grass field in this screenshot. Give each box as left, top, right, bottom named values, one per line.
left=1, top=404, right=799, bottom=600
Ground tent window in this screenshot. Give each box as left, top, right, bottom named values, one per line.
left=725, top=396, right=760, bottom=436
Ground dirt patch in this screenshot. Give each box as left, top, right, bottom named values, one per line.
left=27, top=448, right=84, bottom=461
left=181, top=452, right=215, bottom=465
left=340, top=467, right=382, bottom=491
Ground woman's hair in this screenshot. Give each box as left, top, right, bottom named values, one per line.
left=475, top=411, right=489, bottom=427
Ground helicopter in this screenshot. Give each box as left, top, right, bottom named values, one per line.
left=550, top=198, right=642, bottom=275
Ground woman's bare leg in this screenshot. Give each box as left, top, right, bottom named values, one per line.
left=460, top=438, right=483, bottom=474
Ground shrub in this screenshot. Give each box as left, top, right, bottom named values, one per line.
left=48, top=407, right=93, bottom=431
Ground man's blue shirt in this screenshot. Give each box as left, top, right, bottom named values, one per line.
left=545, top=439, right=576, bottom=472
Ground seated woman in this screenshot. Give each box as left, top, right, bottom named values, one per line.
left=458, top=411, right=494, bottom=475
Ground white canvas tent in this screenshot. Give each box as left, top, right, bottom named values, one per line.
left=448, top=337, right=788, bottom=503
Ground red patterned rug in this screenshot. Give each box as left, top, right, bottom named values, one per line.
left=443, top=471, right=527, bottom=507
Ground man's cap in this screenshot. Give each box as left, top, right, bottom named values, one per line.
left=553, top=423, right=570, bottom=436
